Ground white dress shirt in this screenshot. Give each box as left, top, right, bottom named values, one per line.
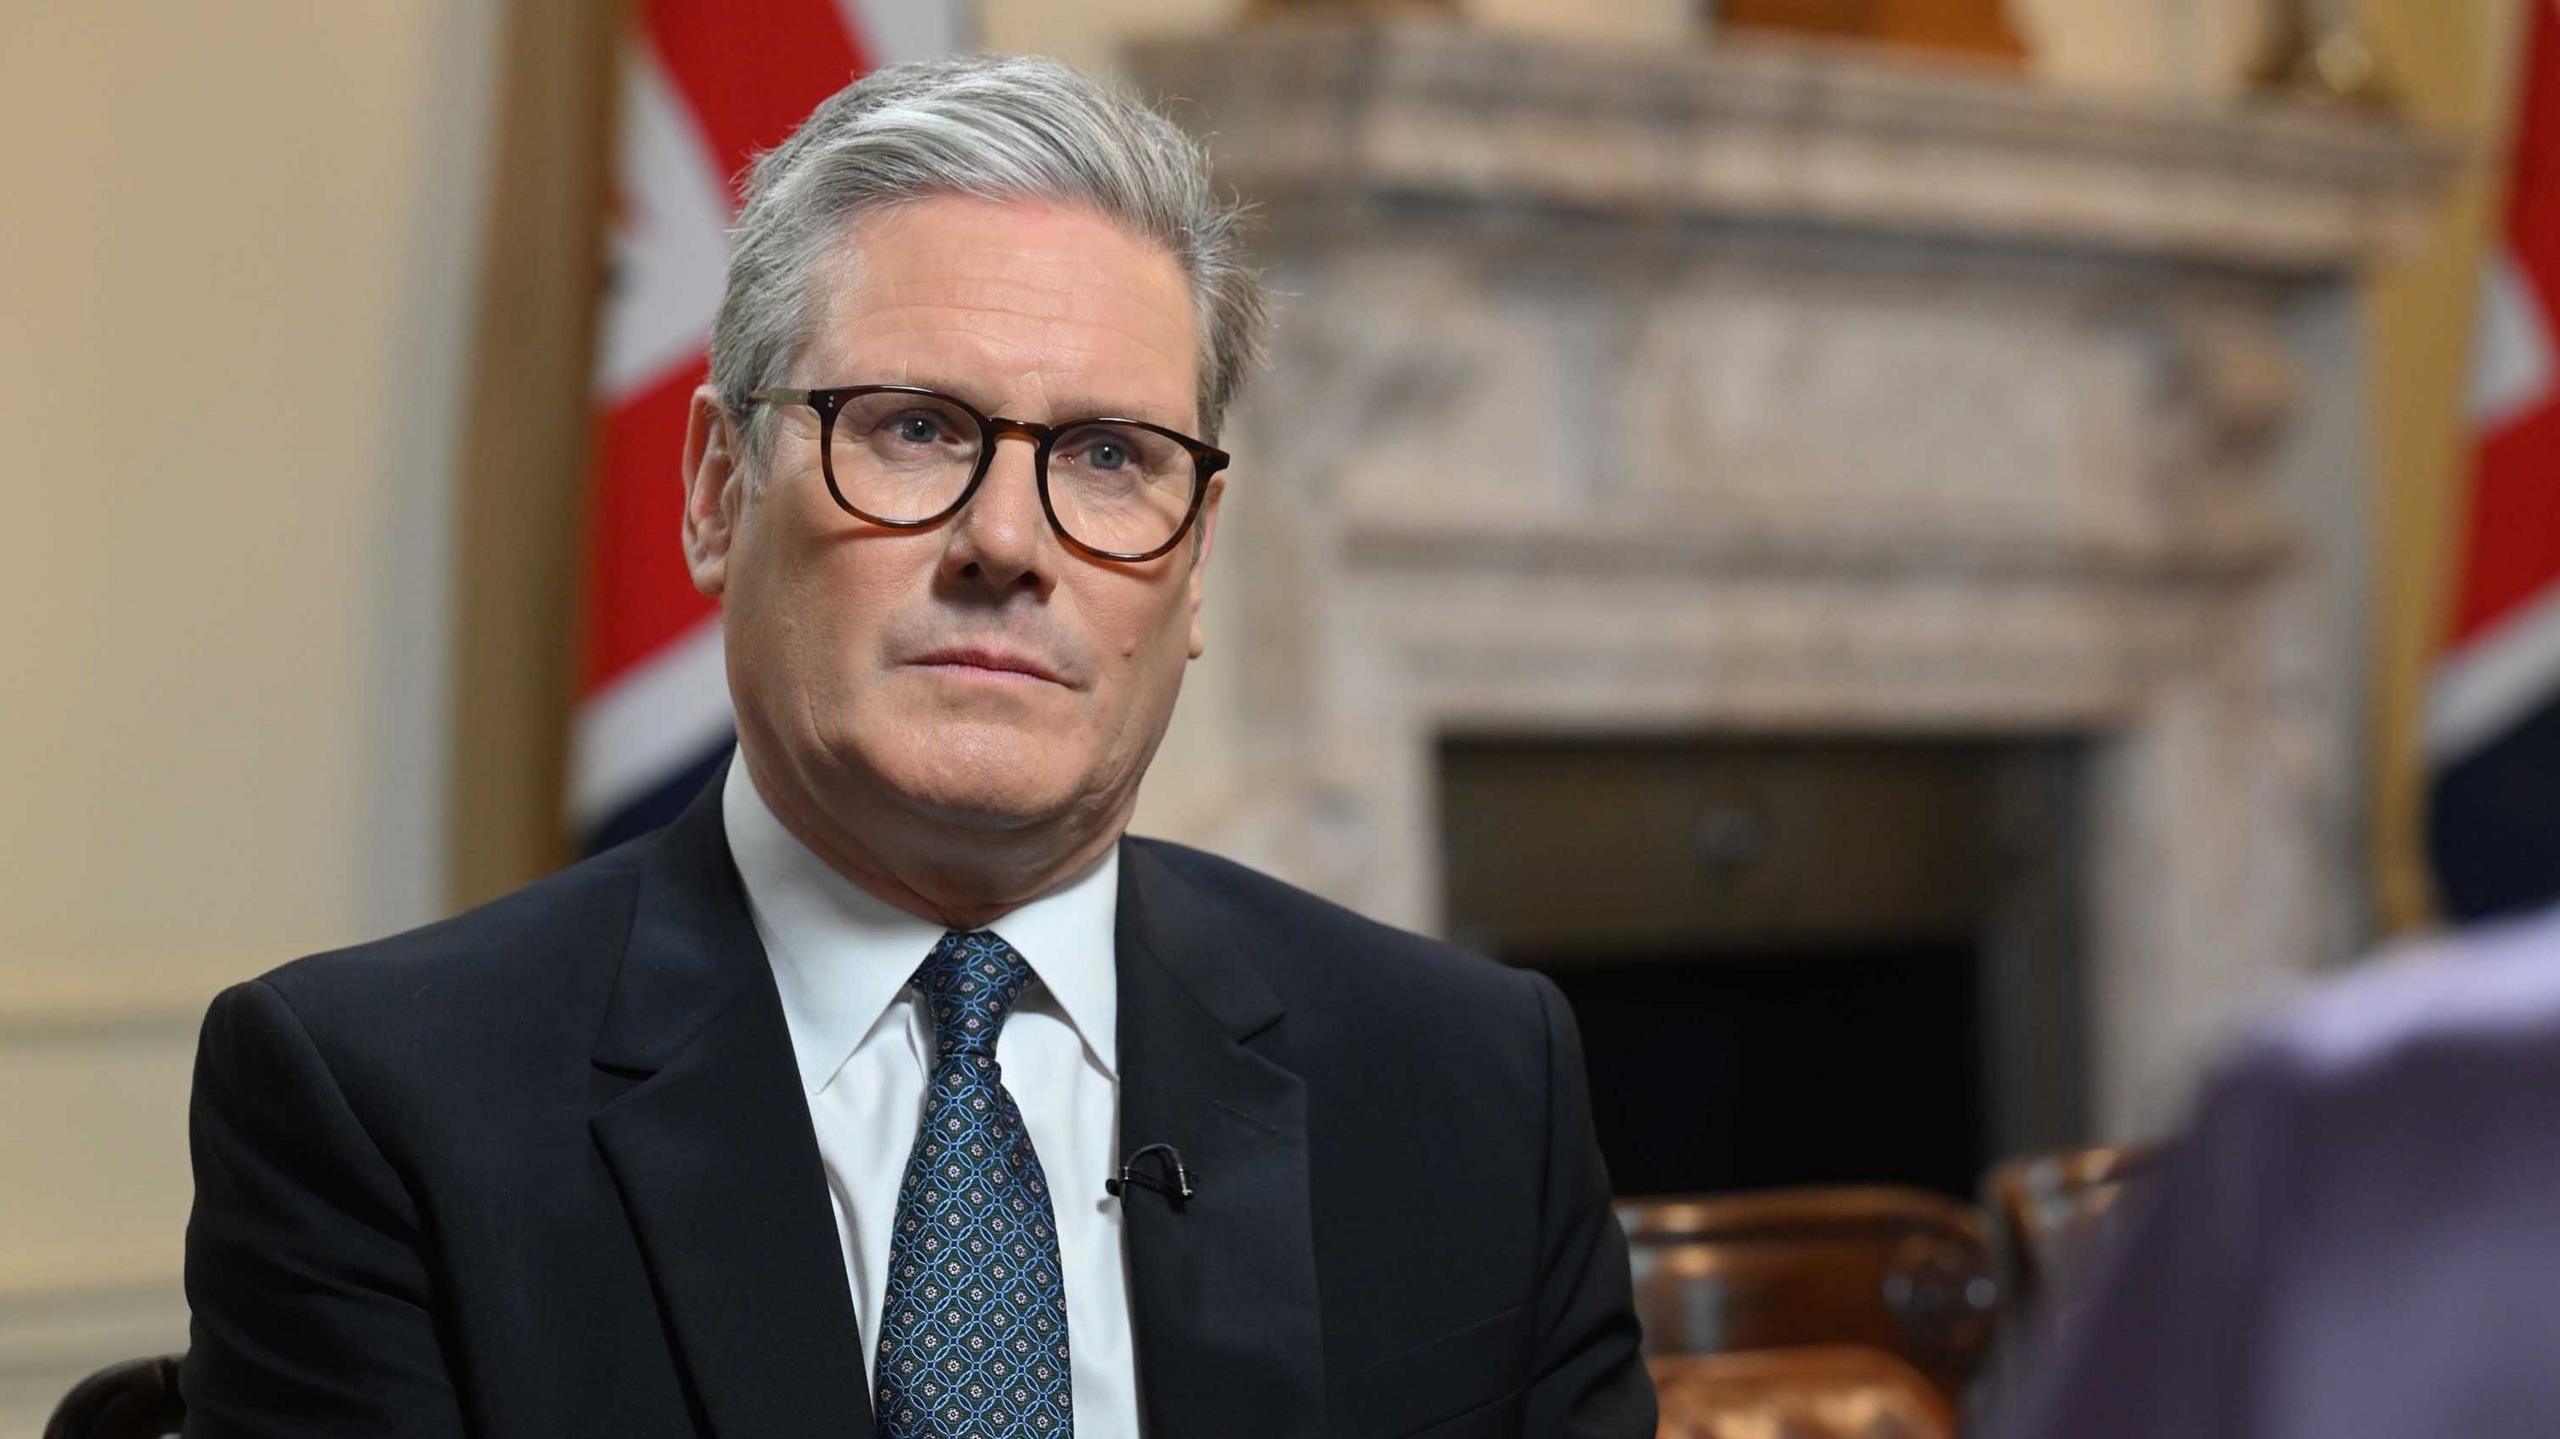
left=723, top=763, right=1141, bottom=1437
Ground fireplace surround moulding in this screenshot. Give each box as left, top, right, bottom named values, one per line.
left=1123, top=20, right=2461, bottom=1135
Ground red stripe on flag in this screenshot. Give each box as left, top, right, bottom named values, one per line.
left=642, top=0, right=870, bottom=205
left=2451, top=0, right=2560, bottom=648
left=2500, top=0, right=2560, bottom=339
left=2454, top=405, right=2560, bottom=646
left=581, top=356, right=720, bottom=696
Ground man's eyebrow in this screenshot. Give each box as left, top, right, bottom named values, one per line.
left=867, top=374, right=1192, bottom=431
left=1043, top=394, right=1188, bottom=429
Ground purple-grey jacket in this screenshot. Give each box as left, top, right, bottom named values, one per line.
left=1997, top=904, right=2560, bottom=1438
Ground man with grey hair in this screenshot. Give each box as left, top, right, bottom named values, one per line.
left=180, top=54, right=1654, bottom=1439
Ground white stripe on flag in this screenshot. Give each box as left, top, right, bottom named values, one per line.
left=2469, top=248, right=2557, bottom=431
left=593, top=39, right=735, bottom=402
left=2427, top=581, right=2560, bottom=762
left=571, top=619, right=734, bottom=829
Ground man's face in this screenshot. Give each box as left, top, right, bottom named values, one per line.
left=686, top=195, right=1217, bottom=845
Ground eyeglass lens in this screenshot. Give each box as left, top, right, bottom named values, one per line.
left=825, top=390, right=1198, bottom=555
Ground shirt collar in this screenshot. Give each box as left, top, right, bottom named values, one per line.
left=722, top=760, right=1121, bottom=1094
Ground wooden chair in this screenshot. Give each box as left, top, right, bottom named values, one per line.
left=43, top=1355, right=184, bottom=1439
left=1651, top=1347, right=1955, bottom=1439
left=1983, top=1143, right=2164, bottom=1318
left=1618, top=1187, right=2001, bottom=1406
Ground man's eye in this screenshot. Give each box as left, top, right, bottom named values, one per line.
left=1057, top=427, right=1146, bottom=473
left=890, top=415, right=948, bottom=445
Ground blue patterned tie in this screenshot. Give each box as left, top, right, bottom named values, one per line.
left=875, top=931, right=1073, bottom=1437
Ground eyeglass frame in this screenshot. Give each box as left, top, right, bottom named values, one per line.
left=739, top=383, right=1232, bottom=564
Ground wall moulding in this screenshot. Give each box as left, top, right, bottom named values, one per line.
left=1134, top=19, right=2462, bottom=271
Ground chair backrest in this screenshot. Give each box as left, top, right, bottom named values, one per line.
left=43, top=1355, right=185, bottom=1439
left=1651, top=1347, right=1955, bottom=1439
left=1983, top=1142, right=2165, bottom=1318
left=1619, top=1187, right=2001, bottom=1403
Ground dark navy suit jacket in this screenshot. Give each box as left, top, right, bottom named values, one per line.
left=1997, top=904, right=2560, bottom=1438
left=179, top=772, right=1654, bottom=1438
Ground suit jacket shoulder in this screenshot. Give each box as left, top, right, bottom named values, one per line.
left=1119, top=834, right=1569, bottom=1201
left=255, top=838, right=647, bottom=1021
left=1122, top=833, right=1547, bottom=1033
left=1117, top=836, right=1649, bottom=1439
left=222, top=839, right=658, bottom=1181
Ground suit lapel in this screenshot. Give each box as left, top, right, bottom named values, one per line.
left=589, top=775, right=874, bottom=1439
left=1117, top=842, right=1326, bottom=1439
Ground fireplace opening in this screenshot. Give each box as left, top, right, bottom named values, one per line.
left=1439, top=734, right=2087, bottom=1199
left=1524, top=943, right=1983, bottom=1196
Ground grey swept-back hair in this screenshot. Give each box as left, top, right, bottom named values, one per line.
left=712, top=54, right=1269, bottom=467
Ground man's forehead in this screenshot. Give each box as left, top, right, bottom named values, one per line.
left=816, top=198, right=1188, bottom=317
left=795, top=196, right=1202, bottom=419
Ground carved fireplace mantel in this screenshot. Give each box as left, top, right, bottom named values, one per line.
left=1123, top=21, right=2462, bottom=1135
left=1134, top=21, right=2455, bottom=269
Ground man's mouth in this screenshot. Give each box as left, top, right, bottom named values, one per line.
left=907, top=645, right=1069, bottom=686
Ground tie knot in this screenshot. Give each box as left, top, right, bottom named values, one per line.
left=912, top=930, right=1033, bottom=1062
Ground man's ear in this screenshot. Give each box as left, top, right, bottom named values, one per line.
left=1185, top=473, right=1225, bottom=661
left=680, top=385, right=747, bottom=598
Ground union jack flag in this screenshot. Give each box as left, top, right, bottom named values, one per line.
left=571, top=0, right=964, bottom=851
left=2430, top=0, right=2560, bottom=919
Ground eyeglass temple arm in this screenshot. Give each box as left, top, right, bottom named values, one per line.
left=743, top=387, right=811, bottom=407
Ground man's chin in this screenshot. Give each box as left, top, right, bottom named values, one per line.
left=900, top=786, right=1058, bottom=833
left=866, top=734, right=1082, bottom=833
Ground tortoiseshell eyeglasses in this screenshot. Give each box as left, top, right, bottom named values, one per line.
left=742, top=384, right=1230, bottom=563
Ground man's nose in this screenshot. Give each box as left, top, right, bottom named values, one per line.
left=939, top=433, right=1053, bottom=594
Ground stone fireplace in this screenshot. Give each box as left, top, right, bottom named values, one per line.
left=1122, top=20, right=2458, bottom=1138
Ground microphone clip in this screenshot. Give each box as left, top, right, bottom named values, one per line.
left=1106, top=1142, right=1197, bottom=1209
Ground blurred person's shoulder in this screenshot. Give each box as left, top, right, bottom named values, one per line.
left=2096, top=907, right=2560, bottom=1432
left=2185, top=901, right=2560, bottom=1220
left=2000, top=923, right=2560, bottom=1436
left=2230, top=902, right=2560, bottom=1093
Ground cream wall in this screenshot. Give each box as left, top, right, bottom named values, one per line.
left=0, top=2, right=498, bottom=1422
